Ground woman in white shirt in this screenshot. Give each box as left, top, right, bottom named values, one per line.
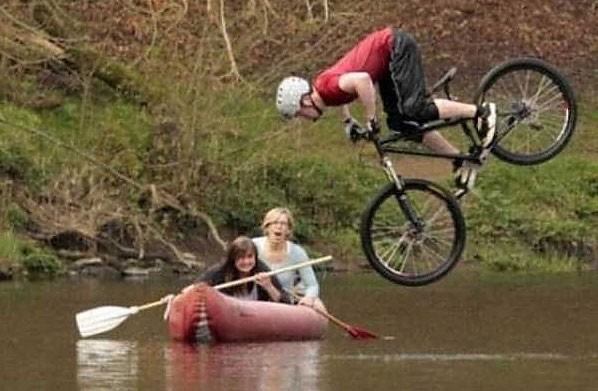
left=252, top=207, right=324, bottom=309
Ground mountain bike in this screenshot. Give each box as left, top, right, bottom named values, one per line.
left=356, top=57, right=577, bottom=286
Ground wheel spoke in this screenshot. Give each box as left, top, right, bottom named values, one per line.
left=529, top=74, right=551, bottom=104
left=480, top=60, right=575, bottom=164
left=379, top=234, right=406, bottom=262
left=533, top=84, right=561, bottom=111
left=391, top=240, right=412, bottom=275
left=419, top=240, right=447, bottom=268
left=363, top=183, right=464, bottom=285
left=370, top=225, right=405, bottom=240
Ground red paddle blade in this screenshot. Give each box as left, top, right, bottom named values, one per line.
left=347, top=326, right=377, bottom=339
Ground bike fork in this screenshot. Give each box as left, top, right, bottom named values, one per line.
left=380, top=156, right=424, bottom=231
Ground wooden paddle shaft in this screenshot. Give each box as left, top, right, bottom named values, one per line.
left=136, top=296, right=172, bottom=311
left=214, top=255, right=332, bottom=290
left=311, top=306, right=352, bottom=329
left=124, top=256, right=332, bottom=315
left=286, top=289, right=350, bottom=329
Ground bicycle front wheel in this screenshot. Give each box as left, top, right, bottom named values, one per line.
left=475, top=58, right=577, bottom=165
left=360, top=179, right=466, bottom=287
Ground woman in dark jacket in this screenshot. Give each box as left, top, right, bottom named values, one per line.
left=198, top=236, right=291, bottom=304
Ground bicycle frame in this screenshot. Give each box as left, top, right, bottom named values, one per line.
left=378, top=118, right=481, bottom=162
left=358, top=58, right=577, bottom=287
left=365, top=114, right=484, bottom=203
left=363, top=69, right=511, bottom=200
left=361, top=61, right=553, bottom=223
left=365, top=68, right=484, bottom=187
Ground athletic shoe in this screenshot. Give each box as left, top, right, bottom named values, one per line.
left=454, top=160, right=480, bottom=191
left=478, top=102, right=497, bottom=148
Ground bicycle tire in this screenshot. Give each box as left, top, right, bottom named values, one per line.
left=475, top=58, right=577, bottom=165
left=360, top=179, right=466, bottom=286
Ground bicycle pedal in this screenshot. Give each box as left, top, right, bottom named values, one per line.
left=454, top=188, right=468, bottom=199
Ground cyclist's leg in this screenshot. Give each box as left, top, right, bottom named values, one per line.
left=422, top=131, right=459, bottom=154
left=389, top=31, right=481, bottom=194
left=378, top=71, right=404, bottom=130
left=434, top=99, right=477, bottom=119
left=435, top=99, right=496, bottom=148
left=389, top=30, right=494, bottom=132
left=389, top=31, right=467, bottom=160
left=380, top=72, right=426, bottom=143
left=388, top=29, right=438, bottom=122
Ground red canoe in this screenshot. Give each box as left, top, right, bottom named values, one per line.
left=167, top=285, right=328, bottom=343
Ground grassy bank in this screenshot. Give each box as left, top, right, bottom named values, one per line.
left=0, top=84, right=596, bottom=278
left=465, top=155, right=597, bottom=272
left=464, top=102, right=597, bottom=272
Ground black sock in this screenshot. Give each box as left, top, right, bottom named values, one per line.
left=475, top=105, right=488, bottom=118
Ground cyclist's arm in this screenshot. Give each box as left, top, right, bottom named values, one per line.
left=340, top=104, right=352, bottom=121
left=338, top=72, right=377, bottom=121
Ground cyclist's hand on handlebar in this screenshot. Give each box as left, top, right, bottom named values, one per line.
left=343, top=117, right=365, bottom=142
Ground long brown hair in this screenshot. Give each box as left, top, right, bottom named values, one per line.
left=220, top=236, right=259, bottom=295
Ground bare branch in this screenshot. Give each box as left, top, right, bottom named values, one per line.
left=218, top=0, right=242, bottom=81
left=261, top=0, right=278, bottom=17
left=305, top=0, right=314, bottom=22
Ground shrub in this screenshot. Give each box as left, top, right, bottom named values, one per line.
left=20, top=251, right=62, bottom=277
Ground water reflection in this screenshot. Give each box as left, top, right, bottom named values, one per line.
left=76, top=338, right=322, bottom=391
left=326, top=352, right=573, bottom=362
left=77, top=340, right=138, bottom=391
left=164, top=341, right=322, bottom=391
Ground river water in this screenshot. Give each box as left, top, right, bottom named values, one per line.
left=2, top=269, right=598, bottom=390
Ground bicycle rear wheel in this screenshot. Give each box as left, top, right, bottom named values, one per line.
left=360, top=179, right=466, bottom=286
left=475, top=58, right=577, bottom=165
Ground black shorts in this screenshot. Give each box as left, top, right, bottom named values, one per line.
left=378, top=29, right=439, bottom=130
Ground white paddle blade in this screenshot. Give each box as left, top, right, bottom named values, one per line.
left=76, top=306, right=138, bottom=338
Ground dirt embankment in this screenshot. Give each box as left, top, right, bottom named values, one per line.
left=59, top=0, right=597, bottom=94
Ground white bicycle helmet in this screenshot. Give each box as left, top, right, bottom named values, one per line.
left=276, top=76, right=310, bottom=118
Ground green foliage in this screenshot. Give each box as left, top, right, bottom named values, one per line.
left=315, top=227, right=364, bottom=263
left=0, top=105, right=46, bottom=185
left=0, top=147, right=44, bottom=185
left=0, top=97, right=152, bottom=180
left=472, top=238, right=581, bottom=273
left=465, top=155, right=597, bottom=271
left=2, top=81, right=596, bottom=275
left=0, top=231, right=22, bottom=262
left=38, top=98, right=152, bottom=176
left=0, top=231, right=62, bottom=277
left=5, top=203, right=30, bottom=230
left=209, top=154, right=382, bottom=241
left=470, top=156, right=597, bottom=237
left=20, top=251, right=62, bottom=277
